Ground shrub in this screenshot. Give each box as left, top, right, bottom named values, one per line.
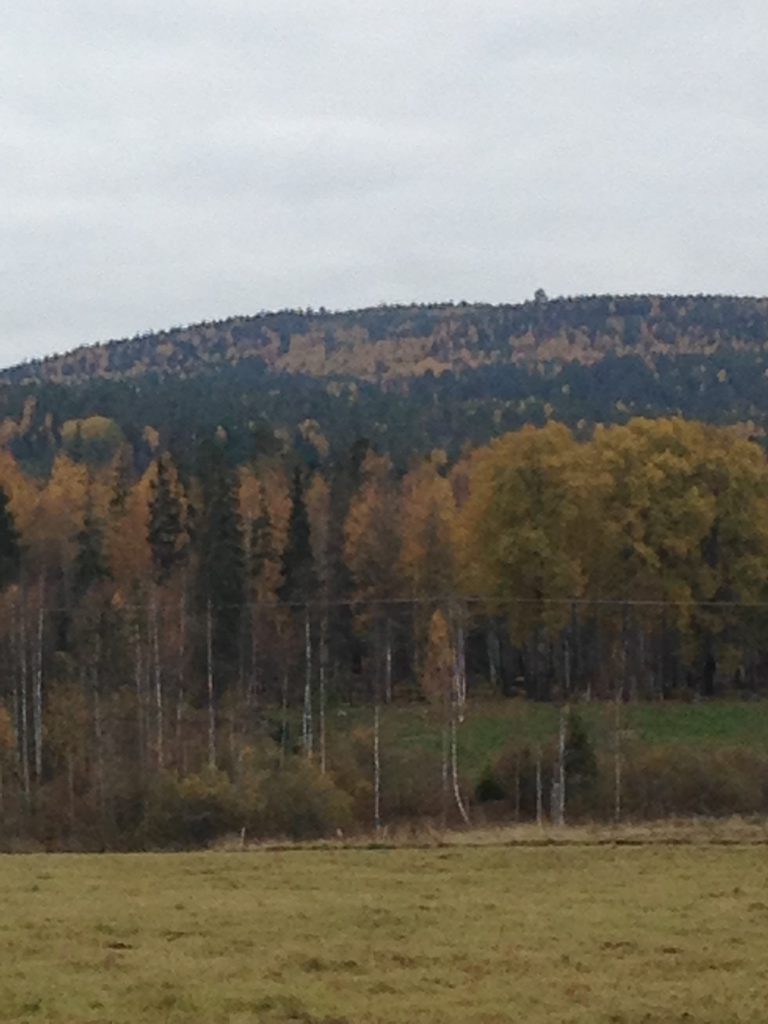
left=619, top=745, right=768, bottom=819
left=563, top=710, right=598, bottom=816
left=142, top=769, right=240, bottom=847
left=257, top=760, right=355, bottom=840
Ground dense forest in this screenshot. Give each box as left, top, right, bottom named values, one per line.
left=2, top=295, right=768, bottom=847
left=4, top=295, right=768, bottom=475
left=0, top=411, right=767, bottom=846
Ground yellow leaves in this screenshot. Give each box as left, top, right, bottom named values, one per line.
left=0, top=702, right=15, bottom=758
left=306, top=472, right=331, bottom=583
left=0, top=449, right=39, bottom=536
left=298, top=419, right=330, bottom=459
left=344, top=451, right=401, bottom=604
left=106, top=461, right=153, bottom=588
left=587, top=417, right=768, bottom=608
left=143, top=426, right=160, bottom=452
left=61, top=416, right=124, bottom=464
left=458, top=423, right=587, bottom=623
left=0, top=418, right=18, bottom=446
left=456, top=416, right=768, bottom=642
left=26, top=454, right=91, bottom=570
left=399, top=453, right=455, bottom=599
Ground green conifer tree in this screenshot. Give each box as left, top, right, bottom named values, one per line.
left=0, top=485, right=21, bottom=589
left=148, top=454, right=185, bottom=583
left=74, top=497, right=111, bottom=597
left=279, top=467, right=316, bottom=603
left=196, top=440, right=245, bottom=660
left=249, top=487, right=274, bottom=584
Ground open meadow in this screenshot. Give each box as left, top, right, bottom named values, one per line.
left=2, top=839, right=768, bottom=1024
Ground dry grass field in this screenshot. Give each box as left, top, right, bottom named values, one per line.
left=2, top=836, right=768, bottom=1023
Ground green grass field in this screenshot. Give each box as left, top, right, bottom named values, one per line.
left=2, top=841, right=768, bottom=1023
left=347, top=699, right=768, bottom=778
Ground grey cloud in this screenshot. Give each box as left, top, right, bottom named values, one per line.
left=1, top=0, right=767, bottom=366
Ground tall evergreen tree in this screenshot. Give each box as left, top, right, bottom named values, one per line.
left=196, top=440, right=245, bottom=660
left=249, top=487, right=274, bottom=584
left=279, top=467, right=316, bottom=603
left=74, top=497, right=110, bottom=597
left=0, top=485, right=21, bottom=589
left=148, top=453, right=185, bottom=583
left=109, top=444, right=134, bottom=517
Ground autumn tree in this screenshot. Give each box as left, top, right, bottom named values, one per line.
left=458, top=423, right=589, bottom=698
left=421, top=608, right=469, bottom=826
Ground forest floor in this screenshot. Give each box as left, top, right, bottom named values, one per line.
left=2, top=840, right=768, bottom=1023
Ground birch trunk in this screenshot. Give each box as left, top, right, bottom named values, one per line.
left=450, top=618, right=470, bottom=825
left=563, top=633, right=571, bottom=699
left=133, top=620, right=145, bottom=779
left=33, top=576, right=44, bottom=784
left=373, top=698, right=381, bottom=834
left=151, top=592, right=163, bottom=770
left=302, top=609, right=313, bottom=757
left=92, top=648, right=105, bottom=824
left=18, top=597, right=30, bottom=807
left=440, top=721, right=449, bottom=827
left=450, top=715, right=470, bottom=826
left=319, top=612, right=328, bottom=774
left=67, top=757, right=75, bottom=833
left=535, top=747, right=543, bottom=826
left=614, top=607, right=627, bottom=822
left=279, top=670, right=288, bottom=769
left=176, top=591, right=186, bottom=772
left=206, top=598, right=216, bottom=769
left=614, top=692, right=622, bottom=824
left=248, top=606, right=259, bottom=711
left=384, top=618, right=393, bottom=704
left=514, top=751, right=521, bottom=822
left=555, top=704, right=567, bottom=826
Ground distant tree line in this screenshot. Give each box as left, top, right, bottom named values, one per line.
left=4, top=294, right=768, bottom=477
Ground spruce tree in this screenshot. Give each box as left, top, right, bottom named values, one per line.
left=74, top=498, right=110, bottom=597
left=0, top=485, right=21, bottom=589
left=564, top=709, right=598, bottom=802
left=109, top=444, right=133, bottom=517
left=148, top=454, right=184, bottom=583
left=196, top=440, right=245, bottom=660
left=279, top=467, right=316, bottom=603
left=249, top=487, right=274, bottom=584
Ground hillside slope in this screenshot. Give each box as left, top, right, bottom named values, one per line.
left=5, top=294, right=768, bottom=386
left=2, top=294, right=768, bottom=472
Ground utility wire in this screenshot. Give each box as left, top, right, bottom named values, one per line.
left=6, top=592, right=768, bottom=615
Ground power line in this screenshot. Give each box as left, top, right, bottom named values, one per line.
left=6, top=591, right=768, bottom=615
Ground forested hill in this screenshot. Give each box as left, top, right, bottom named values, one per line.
left=7, top=294, right=768, bottom=386
left=3, top=293, right=768, bottom=473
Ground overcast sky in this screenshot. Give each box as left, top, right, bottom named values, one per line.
left=2, top=1, right=767, bottom=367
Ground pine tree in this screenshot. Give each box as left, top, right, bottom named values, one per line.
left=0, top=485, right=21, bottom=589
